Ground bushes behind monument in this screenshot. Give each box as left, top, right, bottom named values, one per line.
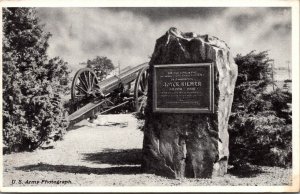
left=229, top=51, right=292, bottom=168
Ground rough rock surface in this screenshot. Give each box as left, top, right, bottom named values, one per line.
left=141, top=28, right=238, bottom=178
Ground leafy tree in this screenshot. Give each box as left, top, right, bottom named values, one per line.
left=3, top=8, right=70, bottom=151
left=229, top=51, right=292, bottom=168
left=86, top=56, right=115, bottom=81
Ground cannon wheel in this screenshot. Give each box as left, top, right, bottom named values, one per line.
left=71, top=68, right=100, bottom=103
left=134, top=66, right=149, bottom=113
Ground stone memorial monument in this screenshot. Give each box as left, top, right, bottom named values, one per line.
left=141, top=27, right=238, bottom=178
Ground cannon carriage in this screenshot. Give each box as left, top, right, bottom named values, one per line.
left=68, top=62, right=149, bottom=126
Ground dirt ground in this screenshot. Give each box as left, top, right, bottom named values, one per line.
left=3, top=114, right=292, bottom=187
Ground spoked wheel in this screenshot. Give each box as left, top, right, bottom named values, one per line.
left=71, top=68, right=100, bottom=109
left=134, top=66, right=149, bottom=113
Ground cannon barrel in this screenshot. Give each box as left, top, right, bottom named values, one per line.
left=68, top=62, right=149, bottom=126
left=99, top=62, right=148, bottom=95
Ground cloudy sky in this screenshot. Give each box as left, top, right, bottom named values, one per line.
left=37, top=7, right=291, bottom=74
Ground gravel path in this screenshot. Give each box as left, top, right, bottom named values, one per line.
left=3, top=114, right=292, bottom=186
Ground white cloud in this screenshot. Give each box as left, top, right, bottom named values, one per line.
left=37, top=7, right=291, bottom=74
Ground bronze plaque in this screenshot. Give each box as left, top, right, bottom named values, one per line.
left=153, top=63, right=214, bottom=113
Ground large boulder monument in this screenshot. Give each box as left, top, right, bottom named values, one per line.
left=141, top=27, right=238, bottom=178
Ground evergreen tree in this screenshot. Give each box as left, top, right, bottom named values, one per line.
left=3, top=8, right=69, bottom=151
left=229, top=51, right=292, bottom=168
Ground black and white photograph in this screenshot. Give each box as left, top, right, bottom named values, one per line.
left=1, top=0, right=299, bottom=192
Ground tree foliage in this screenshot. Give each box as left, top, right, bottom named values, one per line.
left=86, top=56, right=115, bottom=81
left=229, top=51, right=292, bottom=168
left=3, top=8, right=70, bottom=151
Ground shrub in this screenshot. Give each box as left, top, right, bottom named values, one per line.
left=229, top=111, right=292, bottom=167
left=229, top=51, right=292, bottom=168
left=2, top=8, right=70, bottom=152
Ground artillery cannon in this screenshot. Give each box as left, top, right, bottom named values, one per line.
left=68, top=62, right=149, bottom=126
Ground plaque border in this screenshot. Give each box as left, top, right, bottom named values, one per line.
left=153, top=63, right=214, bottom=113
